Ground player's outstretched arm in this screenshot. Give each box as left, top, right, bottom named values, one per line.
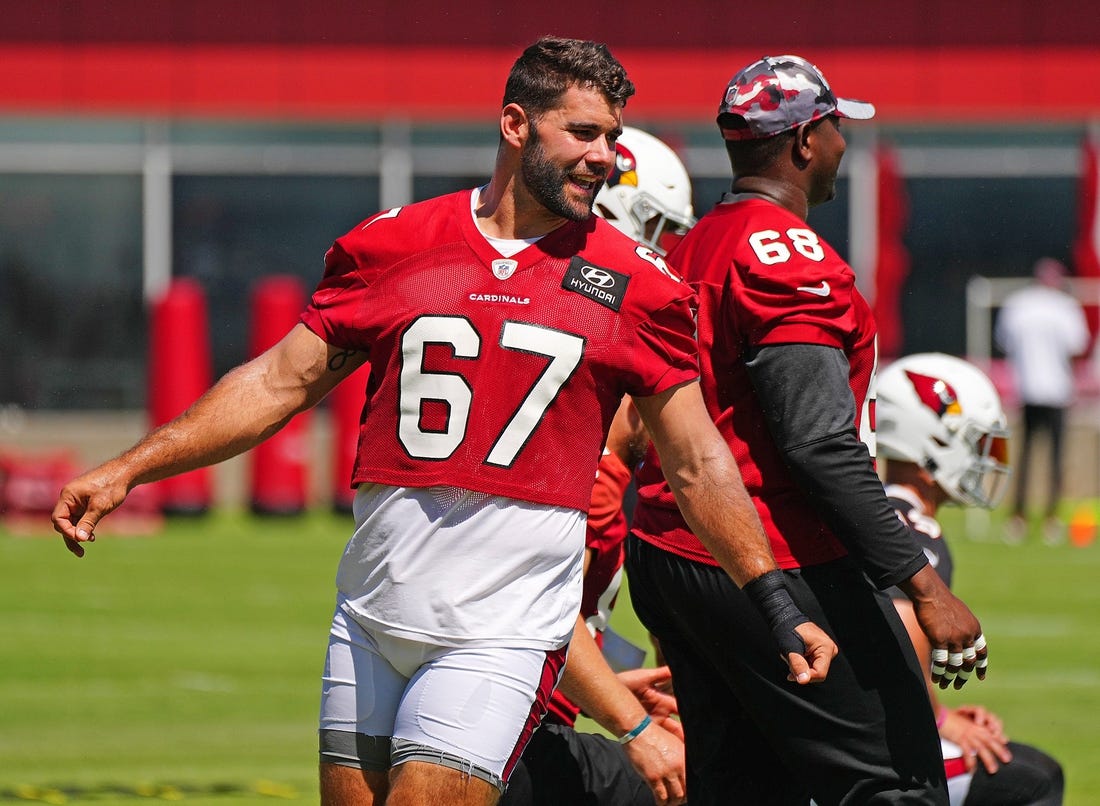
left=633, top=382, right=837, bottom=684
left=52, top=324, right=366, bottom=556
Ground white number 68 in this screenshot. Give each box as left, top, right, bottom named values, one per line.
left=748, top=228, right=825, bottom=264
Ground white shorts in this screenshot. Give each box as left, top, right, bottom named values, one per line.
left=318, top=599, right=568, bottom=790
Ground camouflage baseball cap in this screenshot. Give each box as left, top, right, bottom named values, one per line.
left=717, top=55, right=875, bottom=141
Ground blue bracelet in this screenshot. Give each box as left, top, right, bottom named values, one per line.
left=618, top=714, right=652, bottom=745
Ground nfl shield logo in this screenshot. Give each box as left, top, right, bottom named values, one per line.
left=492, top=259, right=518, bottom=280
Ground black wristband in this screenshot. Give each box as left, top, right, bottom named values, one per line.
left=743, top=570, right=809, bottom=658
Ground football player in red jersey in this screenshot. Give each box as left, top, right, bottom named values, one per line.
left=52, top=39, right=835, bottom=806
left=627, top=55, right=989, bottom=804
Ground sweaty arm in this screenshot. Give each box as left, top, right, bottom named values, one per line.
left=53, top=324, right=367, bottom=555
left=745, top=343, right=927, bottom=590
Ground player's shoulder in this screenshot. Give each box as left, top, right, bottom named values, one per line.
left=335, top=190, right=468, bottom=261
left=580, top=217, right=686, bottom=287
left=679, top=197, right=810, bottom=260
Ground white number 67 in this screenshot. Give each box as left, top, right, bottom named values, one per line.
left=398, top=316, right=584, bottom=467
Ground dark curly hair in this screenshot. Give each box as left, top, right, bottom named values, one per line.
left=502, top=36, right=635, bottom=119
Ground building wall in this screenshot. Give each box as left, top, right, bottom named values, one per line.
left=3, top=1, right=1100, bottom=123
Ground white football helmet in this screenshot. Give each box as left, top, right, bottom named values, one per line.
left=594, top=126, right=696, bottom=255
left=876, top=353, right=1011, bottom=508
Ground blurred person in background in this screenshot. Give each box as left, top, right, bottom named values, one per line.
left=995, top=257, right=1089, bottom=544
left=627, top=54, right=990, bottom=804
left=877, top=352, right=1065, bottom=805
left=51, top=37, right=835, bottom=806
left=503, top=126, right=695, bottom=806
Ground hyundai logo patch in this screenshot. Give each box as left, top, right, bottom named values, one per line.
left=581, top=266, right=616, bottom=288
left=562, top=256, right=629, bottom=311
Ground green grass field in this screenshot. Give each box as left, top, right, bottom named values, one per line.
left=3, top=505, right=1099, bottom=804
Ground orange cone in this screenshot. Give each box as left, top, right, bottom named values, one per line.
left=1069, top=505, right=1097, bottom=548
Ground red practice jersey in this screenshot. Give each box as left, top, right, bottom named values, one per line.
left=301, top=189, right=699, bottom=512
left=633, top=197, right=878, bottom=569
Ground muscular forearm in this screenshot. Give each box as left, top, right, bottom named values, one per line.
left=53, top=325, right=361, bottom=554
left=95, top=323, right=363, bottom=492
left=123, top=371, right=300, bottom=486
left=106, top=324, right=357, bottom=490
left=661, top=439, right=776, bottom=586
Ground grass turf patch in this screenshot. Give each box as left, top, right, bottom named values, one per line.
left=4, top=504, right=1099, bottom=802
left=1, top=510, right=351, bottom=803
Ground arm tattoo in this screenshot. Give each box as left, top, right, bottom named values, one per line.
left=327, top=349, right=358, bottom=372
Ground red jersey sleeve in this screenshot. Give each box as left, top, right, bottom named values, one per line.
left=591, top=238, right=699, bottom=400
left=300, top=206, right=413, bottom=353
left=633, top=293, right=700, bottom=395
left=299, top=238, right=376, bottom=352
